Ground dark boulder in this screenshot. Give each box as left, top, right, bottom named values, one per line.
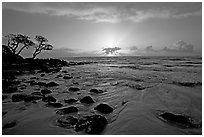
left=55, top=74, right=63, bottom=78
left=63, top=76, right=73, bottom=79
left=75, top=115, right=108, bottom=134
left=56, top=106, right=78, bottom=115
left=12, top=94, right=27, bottom=102
left=12, top=93, right=43, bottom=102
left=46, top=102, right=63, bottom=108
left=57, top=116, right=78, bottom=128
left=94, top=103, right=113, bottom=114
left=159, top=112, right=201, bottom=128
left=24, top=94, right=43, bottom=102
left=41, top=89, right=52, bottom=95
left=69, top=87, right=80, bottom=92
left=31, top=92, right=43, bottom=96
left=64, top=98, right=78, bottom=104
left=42, top=96, right=57, bottom=103
left=3, top=120, right=18, bottom=130
left=90, top=89, right=103, bottom=94
left=80, top=96, right=95, bottom=104
left=40, top=73, right=45, bottom=77
left=46, top=82, right=59, bottom=87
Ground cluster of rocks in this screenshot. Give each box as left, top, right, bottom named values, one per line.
left=55, top=103, right=112, bottom=134
left=25, top=80, right=59, bottom=87
left=56, top=114, right=108, bottom=134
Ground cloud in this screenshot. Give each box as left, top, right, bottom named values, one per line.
left=173, top=40, right=194, bottom=52
left=163, top=40, right=194, bottom=52
left=127, top=9, right=201, bottom=23
left=129, top=46, right=138, bottom=51
left=145, top=45, right=155, bottom=51
left=102, top=47, right=121, bottom=55
left=3, top=3, right=201, bottom=23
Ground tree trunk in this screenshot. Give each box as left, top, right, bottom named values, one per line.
left=16, top=45, right=26, bottom=55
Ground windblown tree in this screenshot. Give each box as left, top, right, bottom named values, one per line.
left=32, top=35, right=53, bottom=59
left=5, top=33, right=35, bottom=56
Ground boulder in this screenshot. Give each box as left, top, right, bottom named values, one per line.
left=46, top=102, right=63, bottom=108
left=64, top=98, right=78, bottom=104
left=40, top=73, right=45, bottom=77
left=57, top=116, right=78, bottom=128
left=75, top=115, right=108, bottom=134
left=46, top=82, right=59, bottom=87
left=159, top=112, right=201, bottom=128
left=24, top=94, right=43, bottom=102
left=42, top=96, right=57, bottom=102
left=41, top=89, right=52, bottom=95
left=94, top=103, right=113, bottom=114
left=63, top=76, right=73, bottom=79
left=80, top=96, right=95, bottom=104
left=31, top=92, right=43, bottom=96
left=12, top=94, right=27, bottom=102
left=69, top=87, right=80, bottom=92
left=90, top=89, right=103, bottom=94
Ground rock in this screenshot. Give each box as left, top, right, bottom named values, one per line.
left=40, top=73, right=45, bottom=77
left=19, top=84, right=27, bottom=90
left=173, top=81, right=202, bottom=87
left=46, top=82, right=59, bottom=87
left=42, top=96, right=57, bottom=102
left=62, top=70, right=68, bottom=73
left=57, top=116, right=78, bottom=128
left=80, top=96, right=95, bottom=104
left=24, top=94, right=43, bottom=102
left=75, top=115, right=108, bottom=134
left=69, top=87, right=80, bottom=92
left=30, top=77, right=37, bottom=80
left=90, top=89, right=103, bottom=94
left=56, top=106, right=78, bottom=115
left=159, top=112, right=201, bottom=128
left=12, top=94, right=27, bottom=102
left=73, top=82, right=79, bottom=85
left=12, top=93, right=43, bottom=102
left=63, top=76, right=73, bottom=79
left=55, top=74, right=63, bottom=78
left=37, top=81, right=48, bottom=86
left=94, top=103, right=113, bottom=114
left=28, top=81, right=47, bottom=87
left=41, top=89, right=52, bottom=95
left=31, top=92, right=43, bottom=96
left=64, top=98, right=78, bottom=104
left=3, top=120, right=17, bottom=130
left=46, top=102, right=63, bottom=108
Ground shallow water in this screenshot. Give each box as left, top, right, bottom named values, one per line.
left=2, top=56, right=202, bottom=135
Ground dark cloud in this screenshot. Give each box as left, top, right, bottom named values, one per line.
left=102, top=47, right=121, bottom=55
left=3, top=3, right=201, bottom=23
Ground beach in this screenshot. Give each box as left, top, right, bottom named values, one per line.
left=2, top=56, right=202, bottom=135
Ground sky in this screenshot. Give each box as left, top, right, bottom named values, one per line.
left=2, top=2, right=202, bottom=58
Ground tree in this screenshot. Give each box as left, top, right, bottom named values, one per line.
left=32, top=35, right=53, bottom=59
left=4, top=33, right=34, bottom=55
